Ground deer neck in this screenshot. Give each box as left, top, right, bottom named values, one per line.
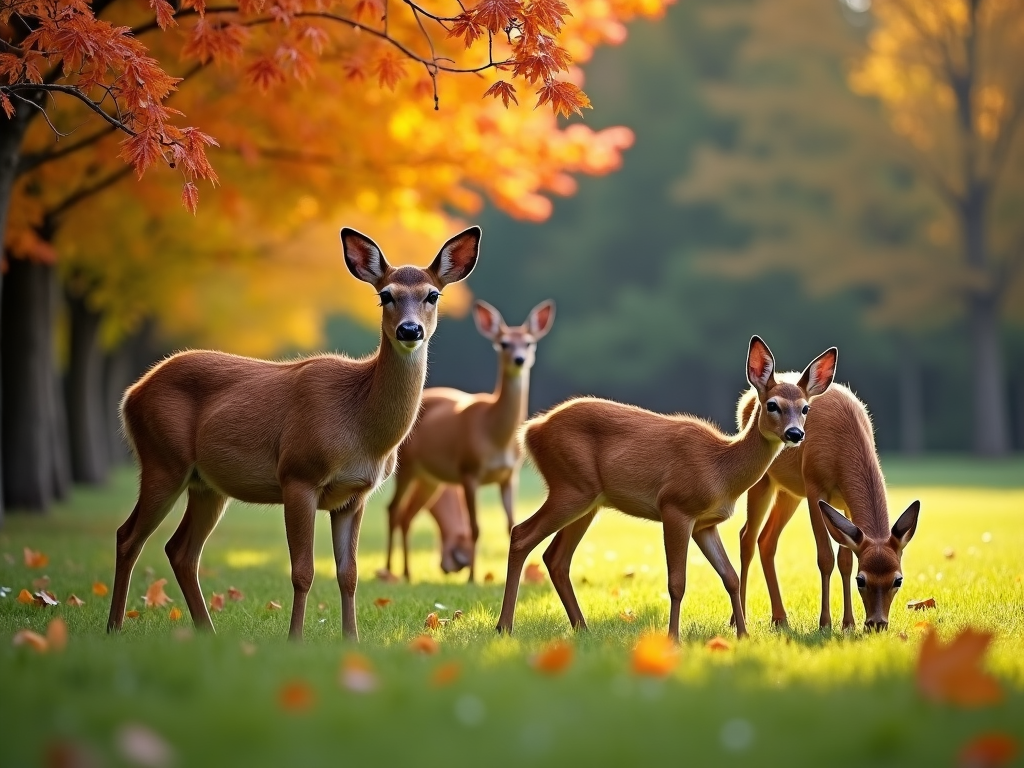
left=840, top=448, right=892, bottom=540
left=487, top=359, right=529, bottom=447
left=360, top=334, right=429, bottom=454
left=723, top=401, right=785, bottom=497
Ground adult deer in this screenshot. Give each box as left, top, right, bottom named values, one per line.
left=734, top=381, right=921, bottom=632
left=385, top=299, right=555, bottom=581
left=496, top=337, right=837, bottom=641
left=106, top=227, right=480, bottom=641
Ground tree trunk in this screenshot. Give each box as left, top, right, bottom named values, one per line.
left=66, top=289, right=110, bottom=484
left=897, top=337, right=925, bottom=454
left=49, top=262, right=71, bottom=500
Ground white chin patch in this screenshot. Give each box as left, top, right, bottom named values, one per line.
left=396, top=339, right=423, bottom=352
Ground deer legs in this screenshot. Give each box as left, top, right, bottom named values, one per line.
left=837, top=544, right=856, bottom=630
left=757, top=490, right=801, bottom=626
left=806, top=486, right=837, bottom=629
left=662, top=512, right=695, bottom=643
left=282, top=483, right=318, bottom=640
left=499, top=476, right=516, bottom=536
left=542, top=511, right=597, bottom=630
left=165, top=485, right=228, bottom=631
left=734, top=474, right=775, bottom=626
left=694, top=526, right=746, bottom=638
left=462, top=475, right=481, bottom=582
left=332, top=499, right=365, bottom=641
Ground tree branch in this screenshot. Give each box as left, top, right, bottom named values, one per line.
left=2, top=83, right=138, bottom=136
left=46, top=165, right=133, bottom=220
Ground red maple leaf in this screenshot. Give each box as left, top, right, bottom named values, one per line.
left=535, top=79, right=590, bottom=118
left=483, top=80, right=518, bottom=107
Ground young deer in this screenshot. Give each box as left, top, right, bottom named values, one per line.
left=106, top=227, right=480, bottom=641
left=734, top=382, right=921, bottom=631
left=385, top=300, right=555, bottom=581
left=496, top=337, right=838, bottom=641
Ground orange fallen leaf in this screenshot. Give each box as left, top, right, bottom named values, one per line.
left=914, top=620, right=933, bottom=630
left=339, top=652, right=378, bottom=693
left=632, top=633, right=679, bottom=677
left=408, top=634, right=440, bottom=655
left=609, top=587, right=621, bottom=597
left=908, top=597, right=936, bottom=610
left=46, top=617, right=67, bottom=652
left=278, top=680, right=315, bottom=712
left=523, top=563, right=546, bottom=584
left=374, top=567, right=399, bottom=584
left=23, top=547, right=48, bottom=568
left=209, top=593, right=225, bottom=612
left=144, top=578, right=173, bottom=608
left=92, top=581, right=108, bottom=597
left=17, top=589, right=34, bottom=605
left=67, top=594, right=85, bottom=607
left=228, top=586, right=244, bottom=601
left=32, top=575, right=50, bottom=590
left=531, top=640, right=574, bottom=675
left=916, top=627, right=1003, bottom=707
left=12, top=629, right=48, bottom=652
left=958, top=732, right=1019, bottom=768
left=706, top=636, right=732, bottom=652
left=431, top=661, right=461, bottom=687
left=267, top=600, right=283, bottom=611
left=169, top=607, right=183, bottom=621
left=125, top=610, right=141, bottom=619
left=619, top=610, right=637, bottom=623
left=483, top=572, right=495, bottom=583
left=424, top=612, right=440, bottom=630
left=373, top=597, right=392, bottom=608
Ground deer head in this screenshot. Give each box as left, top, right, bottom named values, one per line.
left=473, top=299, right=556, bottom=374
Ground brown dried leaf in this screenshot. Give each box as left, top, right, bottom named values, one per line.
left=373, top=597, right=392, bottom=608
left=35, top=590, right=59, bottom=607
left=267, top=600, right=282, bottom=611
left=67, top=594, right=86, bottom=607
left=524, top=563, right=545, bottom=584
left=424, top=612, right=441, bottom=630
left=12, top=629, right=48, bottom=652
left=23, top=547, right=48, bottom=568
left=126, top=610, right=141, bottom=619
left=228, top=586, right=245, bottom=601
left=483, top=572, right=495, bottom=583
left=916, top=627, right=1003, bottom=707
left=408, top=634, right=440, bottom=655
left=908, top=597, right=936, bottom=610
left=144, top=579, right=173, bottom=608
left=209, top=593, right=225, bottom=612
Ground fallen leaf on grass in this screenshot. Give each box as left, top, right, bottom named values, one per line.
left=267, top=600, right=282, bottom=611
left=67, top=594, right=85, bottom=607
left=23, top=547, right=48, bottom=568
left=899, top=632, right=909, bottom=641
left=228, top=586, right=244, bottom=601
left=17, top=589, right=34, bottom=604
left=34, top=590, right=59, bottom=606
left=619, top=610, right=637, bottom=623
left=408, top=635, right=440, bottom=655
left=632, top=633, right=678, bottom=677
left=452, top=610, right=463, bottom=621
left=609, top=587, right=621, bottom=597
left=523, top=563, right=546, bottom=584
left=374, top=567, right=399, bottom=584
left=908, top=597, right=936, bottom=610
left=373, top=597, right=392, bottom=608
left=483, top=572, right=495, bottom=583
left=278, top=680, right=315, bottom=712
left=944, top=548, right=956, bottom=560
left=339, top=653, right=377, bottom=693
left=12, top=629, right=48, bottom=652
left=706, top=636, right=732, bottom=652
left=209, top=593, right=225, bottom=612
left=531, top=640, right=574, bottom=675
left=115, top=723, right=174, bottom=768
left=424, top=612, right=440, bottom=630
left=125, top=610, right=140, bottom=619
left=92, top=581, right=108, bottom=597
left=144, top=579, right=172, bottom=608
left=47, top=617, right=67, bottom=652
left=623, top=568, right=636, bottom=579
left=240, top=642, right=257, bottom=656
left=958, top=732, right=1019, bottom=768
left=32, top=575, right=50, bottom=590
left=917, top=627, right=1002, bottom=707
left=168, top=607, right=183, bottom=621
left=431, top=661, right=461, bottom=687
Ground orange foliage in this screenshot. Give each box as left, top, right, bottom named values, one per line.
left=916, top=627, right=1003, bottom=707
left=631, top=632, right=678, bottom=677
left=530, top=640, right=574, bottom=675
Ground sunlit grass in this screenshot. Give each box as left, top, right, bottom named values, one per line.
left=1, top=458, right=1022, bottom=767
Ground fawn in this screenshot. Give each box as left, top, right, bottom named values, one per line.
left=106, top=227, right=480, bottom=641
left=496, top=336, right=838, bottom=641
left=734, top=381, right=921, bottom=631
left=385, top=299, right=556, bottom=581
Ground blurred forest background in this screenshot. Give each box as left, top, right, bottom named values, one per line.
left=2, top=0, right=1022, bottom=519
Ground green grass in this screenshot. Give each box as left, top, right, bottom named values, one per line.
left=1, top=456, right=1022, bottom=768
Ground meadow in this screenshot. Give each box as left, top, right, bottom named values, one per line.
left=1, top=456, right=1022, bottom=768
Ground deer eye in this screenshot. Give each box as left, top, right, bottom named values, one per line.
left=766, top=401, right=780, bottom=413
left=378, top=290, right=394, bottom=306
left=893, top=576, right=903, bottom=589
left=856, top=574, right=867, bottom=589
left=500, top=341, right=510, bottom=349
left=425, top=290, right=440, bottom=306
left=802, top=404, right=810, bottom=415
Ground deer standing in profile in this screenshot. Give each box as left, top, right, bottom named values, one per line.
left=106, top=227, right=480, bottom=641
left=385, top=300, right=555, bottom=581
left=496, top=337, right=838, bottom=641
left=733, top=382, right=921, bottom=632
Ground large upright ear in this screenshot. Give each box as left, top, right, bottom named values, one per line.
left=891, top=500, right=921, bottom=551
left=473, top=300, right=504, bottom=340
left=526, top=300, right=556, bottom=339
left=428, top=226, right=481, bottom=287
left=798, top=347, right=838, bottom=398
left=746, top=335, right=776, bottom=395
left=818, top=500, right=864, bottom=552
left=341, top=228, right=390, bottom=285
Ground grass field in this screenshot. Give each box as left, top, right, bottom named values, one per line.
left=1, top=457, right=1022, bottom=768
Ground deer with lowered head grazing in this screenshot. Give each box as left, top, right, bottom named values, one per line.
left=106, top=227, right=480, bottom=641
left=385, top=299, right=555, bottom=581
left=496, top=336, right=838, bottom=641
left=733, top=382, right=921, bottom=632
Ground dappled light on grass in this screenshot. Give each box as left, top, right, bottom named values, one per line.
left=224, top=550, right=274, bottom=570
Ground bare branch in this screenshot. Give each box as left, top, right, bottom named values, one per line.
left=46, top=165, right=133, bottom=219
left=2, top=83, right=138, bottom=136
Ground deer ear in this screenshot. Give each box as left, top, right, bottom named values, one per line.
left=428, top=226, right=481, bottom=286
left=472, top=300, right=504, bottom=340
left=746, top=336, right=776, bottom=394
left=818, top=500, right=864, bottom=552
left=891, top=500, right=921, bottom=551
left=798, top=347, right=838, bottom=399
left=526, top=300, right=556, bottom=339
left=341, top=228, right=390, bottom=285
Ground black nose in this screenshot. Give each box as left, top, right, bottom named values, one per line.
left=453, top=550, right=471, bottom=569
left=396, top=322, right=424, bottom=342
left=514, top=356, right=526, bottom=366
left=785, top=427, right=804, bottom=443
left=864, top=620, right=888, bottom=633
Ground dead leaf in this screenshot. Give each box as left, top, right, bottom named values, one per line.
left=958, top=732, right=1019, bottom=768
left=375, top=567, right=399, bottom=584
left=531, top=640, right=574, bottom=675
left=944, top=548, right=956, bottom=559
left=619, top=610, right=637, bottom=623
left=92, top=582, right=108, bottom=597
left=339, top=652, right=377, bottom=693
left=32, top=575, right=50, bottom=590
left=609, top=587, right=621, bottom=597
left=706, top=636, right=732, bottom=652
left=12, top=629, right=48, bottom=653
left=373, top=597, right=392, bottom=608
left=23, top=547, right=48, bottom=568
left=452, top=610, right=463, bottom=621
left=523, top=563, right=546, bottom=584
left=144, top=579, right=172, bottom=608
left=908, top=597, right=937, bottom=611
left=431, top=661, right=461, bottom=687
left=916, top=627, right=1003, bottom=707
left=168, top=607, right=183, bottom=621
left=278, top=680, right=315, bottom=712
left=267, top=600, right=282, bottom=611
left=34, top=590, right=59, bottom=606
left=46, top=617, right=67, bottom=652
left=67, top=594, right=86, bottom=607
left=483, top=572, right=495, bottom=583
left=623, top=568, right=636, bottom=579
left=424, top=612, right=440, bottom=630
left=17, top=588, right=34, bottom=604
left=632, top=633, right=678, bottom=677
left=241, top=642, right=257, bottom=656
left=228, top=586, right=244, bottom=601
left=115, top=723, right=174, bottom=768
left=125, top=610, right=141, bottom=619
left=899, top=632, right=909, bottom=642
left=209, top=593, right=225, bottom=612
left=408, top=634, right=440, bottom=655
